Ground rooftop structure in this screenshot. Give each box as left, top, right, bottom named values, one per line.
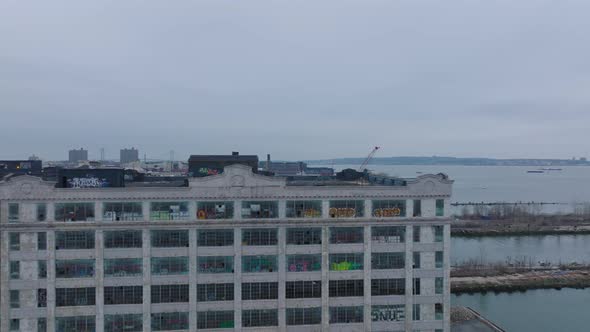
left=0, top=163, right=452, bottom=332
left=189, top=152, right=259, bottom=177
left=120, top=148, right=140, bottom=164
left=0, top=160, right=42, bottom=178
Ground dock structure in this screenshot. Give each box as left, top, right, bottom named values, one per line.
left=451, top=306, right=505, bottom=332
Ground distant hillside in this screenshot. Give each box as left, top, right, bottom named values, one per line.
left=305, top=156, right=590, bottom=166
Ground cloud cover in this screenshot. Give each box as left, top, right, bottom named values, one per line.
left=1, top=0, right=590, bottom=161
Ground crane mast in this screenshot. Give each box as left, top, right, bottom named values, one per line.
left=359, top=146, right=380, bottom=171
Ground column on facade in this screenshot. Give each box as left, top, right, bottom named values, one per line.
left=1, top=231, right=10, bottom=332
left=233, top=228, right=242, bottom=331
left=95, top=230, right=104, bottom=332
left=443, top=224, right=451, bottom=332
left=46, top=230, right=56, bottom=332
left=321, top=226, right=330, bottom=331
left=363, top=225, right=372, bottom=331
left=278, top=227, right=287, bottom=332
left=142, top=229, right=152, bottom=332
left=189, top=229, right=198, bottom=330
left=405, top=224, right=414, bottom=332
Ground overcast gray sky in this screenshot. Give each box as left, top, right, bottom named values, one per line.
left=1, top=0, right=590, bottom=161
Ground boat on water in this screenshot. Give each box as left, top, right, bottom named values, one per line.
left=527, top=170, right=544, bottom=173
left=540, top=168, right=563, bottom=171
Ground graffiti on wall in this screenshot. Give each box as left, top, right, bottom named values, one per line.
left=67, top=177, right=110, bottom=188
left=198, top=167, right=221, bottom=176
left=371, top=306, right=405, bottom=322
left=329, top=207, right=357, bottom=218
left=373, top=207, right=402, bottom=217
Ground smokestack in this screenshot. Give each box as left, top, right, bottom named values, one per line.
left=266, top=154, right=271, bottom=171
left=232, top=151, right=239, bottom=156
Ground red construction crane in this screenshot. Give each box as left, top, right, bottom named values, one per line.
left=358, top=146, right=380, bottom=171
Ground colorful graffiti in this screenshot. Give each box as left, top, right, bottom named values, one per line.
left=67, top=177, right=109, bottom=188
left=371, top=306, right=405, bottom=322
left=303, top=208, right=322, bottom=218
left=329, top=207, right=356, bottom=218
left=373, top=207, right=402, bottom=217
left=198, top=167, right=221, bottom=176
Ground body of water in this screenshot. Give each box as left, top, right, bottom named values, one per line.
left=452, top=234, right=590, bottom=265
left=452, top=288, right=590, bottom=332
left=328, top=165, right=590, bottom=210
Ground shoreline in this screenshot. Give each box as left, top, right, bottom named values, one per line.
left=451, top=219, right=590, bottom=237
left=451, top=269, right=590, bottom=294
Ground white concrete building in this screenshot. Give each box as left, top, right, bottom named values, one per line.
left=0, top=164, right=452, bottom=332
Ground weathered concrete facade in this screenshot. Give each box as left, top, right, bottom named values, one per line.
left=0, top=164, right=452, bottom=332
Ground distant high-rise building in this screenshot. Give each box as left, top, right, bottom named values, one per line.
left=120, top=148, right=140, bottom=164
left=68, top=148, right=88, bottom=163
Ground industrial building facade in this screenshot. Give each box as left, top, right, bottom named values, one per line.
left=0, top=164, right=452, bottom=332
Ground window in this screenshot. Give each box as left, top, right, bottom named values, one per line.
left=56, top=259, right=95, bottom=278
left=330, top=253, right=363, bottom=271
left=242, top=255, right=277, bottom=273
left=371, top=305, right=405, bottom=322
left=413, top=226, right=420, bottom=243
left=105, top=258, right=142, bottom=277
left=54, top=202, right=95, bottom=221
left=150, top=201, right=189, bottom=220
left=329, top=200, right=364, bottom=218
left=56, top=231, right=95, bottom=249
left=197, top=256, right=234, bottom=273
left=329, top=227, right=363, bottom=244
left=371, top=279, right=406, bottom=296
left=434, top=225, right=444, bottom=242
left=151, top=312, right=189, bottom=331
left=197, top=283, right=234, bottom=302
left=435, top=303, right=444, bottom=320
left=413, top=304, right=421, bottom=321
left=38, top=289, right=47, bottom=307
left=38, top=232, right=47, bottom=250
left=413, top=278, right=421, bottom=295
left=103, top=202, right=143, bottom=221
left=104, top=286, right=143, bottom=305
left=9, top=233, right=20, bottom=251
left=436, top=199, right=445, bottom=216
left=151, top=257, right=189, bottom=275
left=10, top=261, right=20, bottom=279
left=413, top=200, right=421, bottom=217
left=8, top=203, right=19, bottom=222
left=56, top=287, right=96, bottom=306
left=37, top=203, right=47, bottom=221
left=286, top=280, right=321, bottom=299
left=10, top=290, right=19, bottom=308
left=241, top=201, right=278, bottom=219
left=413, top=252, right=421, bottom=269
left=10, top=319, right=19, bottom=331
left=329, top=279, right=364, bottom=297
left=105, top=314, right=143, bottom=332
left=287, top=307, right=321, bottom=326
left=286, top=200, right=322, bottom=218
left=38, top=318, right=47, bottom=332
left=104, top=230, right=142, bottom=248
left=435, top=277, right=444, bottom=295
left=56, top=316, right=95, bottom=332
left=286, top=227, right=321, bottom=245
left=372, top=226, right=405, bottom=243
left=372, top=200, right=406, bottom=217
left=198, top=229, right=233, bottom=247
left=197, top=311, right=234, bottom=329
left=242, top=228, right=277, bottom=246
left=372, top=252, right=405, bottom=269
left=242, top=309, right=278, bottom=327
left=197, top=201, right=234, bottom=219
left=329, top=306, right=363, bottom=324
left=38, top=260, right=47, bottom=279
left=436, top=251, right=444, bottom=268
left=287, top=254, right=321, bottom=272
left=242, top=282, right=278, bottom=300
left=151, top=230, right=189, bottom=247
left=151, top=284, right=189, bottom=303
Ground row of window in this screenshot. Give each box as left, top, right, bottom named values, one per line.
left=11, top=278, right=443, bottom=311
left=10, top=252, right=443, bottom=280
left=13, top=305, right=445, bottom=332
left=6, top=199, right=446, bottom=222
left=9, top=225, right=444, bottom=251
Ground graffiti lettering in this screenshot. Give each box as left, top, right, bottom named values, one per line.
left=373, top=207, right=402, bottom=217
left=198, top=167, right=220, bottom=175
left=67, top=177, right=109, bottom=188
left=329, top=207, right=356, bottom=218
left=371, top=307, right=405, bottom=322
